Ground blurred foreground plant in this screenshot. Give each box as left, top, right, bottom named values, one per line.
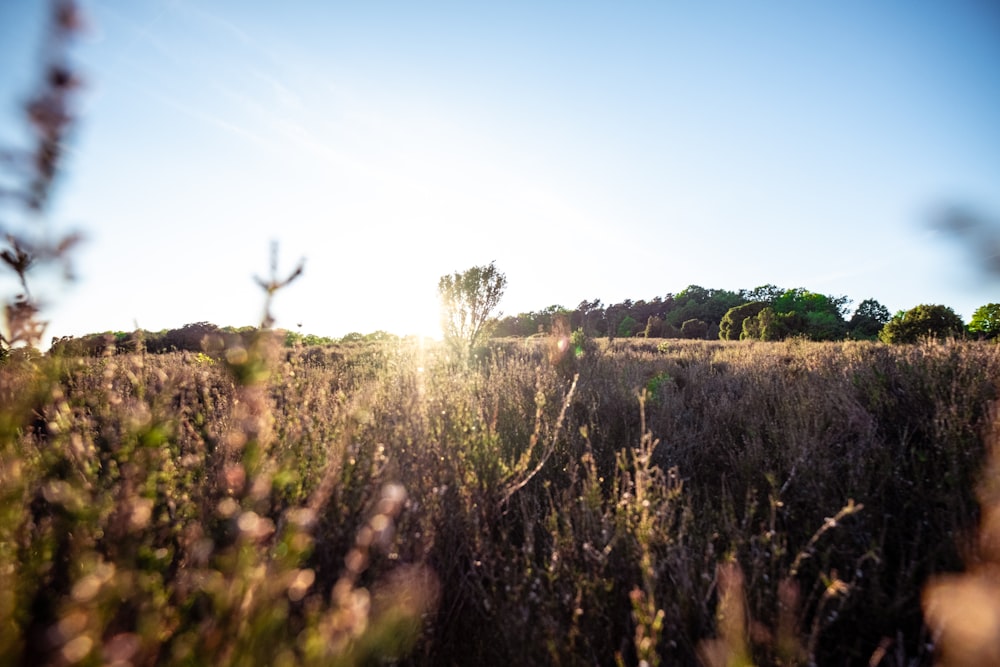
left=1, top=0, right=85, bottom=358
left=922, top=404, right=1000, bottom=666
left=0, top=246, right=438, bottom=665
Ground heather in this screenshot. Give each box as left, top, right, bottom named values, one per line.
left=2, top=336, right=998, bottom=665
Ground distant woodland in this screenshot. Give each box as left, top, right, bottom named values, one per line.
left=47, top=284, right=998, bottom=358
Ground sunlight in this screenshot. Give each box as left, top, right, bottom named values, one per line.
left=407, top=291, right=443, bottom=341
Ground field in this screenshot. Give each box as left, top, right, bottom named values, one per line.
left=2, top=335, right=999, bottom=666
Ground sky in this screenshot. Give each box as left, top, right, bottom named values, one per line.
left=1, top=0, right=999, bottom=343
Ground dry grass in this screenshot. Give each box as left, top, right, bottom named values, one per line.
left=1, top=335, right=998, bottom=665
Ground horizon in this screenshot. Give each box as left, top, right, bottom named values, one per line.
left=2, top=1, right=999, bottom=342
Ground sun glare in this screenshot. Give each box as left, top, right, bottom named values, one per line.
left=409, top=295, right=443, bottom=341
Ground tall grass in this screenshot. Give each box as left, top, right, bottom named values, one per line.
left=1, top=335, right=998, bottom=664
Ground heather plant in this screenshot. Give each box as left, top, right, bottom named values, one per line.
left=6, top=324, right=1000, bottom=664
left=0, top=240, right=443, bottom=665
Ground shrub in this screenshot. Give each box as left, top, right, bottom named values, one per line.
left=719, top=302, right=766, bottom=340
left=880, top=304, right=965, bottom=343
left=680, top=319, right=708, bottom=339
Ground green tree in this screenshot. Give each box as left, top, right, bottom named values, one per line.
left=742, top=284, right=784, bottom=303
left=743, top=307, right=796, bottom=341
left=968, top=303, right=1000, bottom=339
left=804, top=310, right=847, bottom=341
left=680, top=318, right=708, bottom=339
left=438, top=261, right=508, bottom=358
left=719, top=302, right=767, bottom=340
left=667, top=286, right=743, bottom=330
left=617, top=315, right=639, bottom=338
left=879, top=304, right=965, bottom=344
left=770, top=288, right=848, bottom=340
left=848, top=299, right=891, bottom=340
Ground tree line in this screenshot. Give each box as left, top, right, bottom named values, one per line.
left=42, top=279, right=1000, bottom=359
left=47, top=323, right=397, bottom=357
left=493, top=283, right=1000, bottom=344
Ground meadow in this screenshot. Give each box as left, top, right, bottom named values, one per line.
left=1, top=334, right=998, bottom=666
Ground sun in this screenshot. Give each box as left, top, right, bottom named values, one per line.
left=405, top=294, right=444, bottom=342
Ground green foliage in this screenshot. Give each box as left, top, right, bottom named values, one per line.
left=772, top=288, right=840, bottom=317
left=743, top=288, right=849, bottom=341
left=741, top=284, right=784, bottom=303
left=644, top=371, right=672, bottom=401
left=968, top=303, right=1000, bottom=339
left=680, top=318, right=708, bottom=339
left=284, top=330, right=337, bottom=347
left=617, top=315, right=639, bottom=338
left=803, top=310, right=846, bottom=341
left=438, top=261, right=507, bottom=360
left=848, top=298, right=891, bottom=340
left=879, top=304, right=966, bottom=343
left=743, top=307, right=801, bottom=341
left=719, top=302, right=766, bottom=340
left=666, top=286, right=743, bottom=330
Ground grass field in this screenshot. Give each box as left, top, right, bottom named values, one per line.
left=2, top=335, right=998, bottom=665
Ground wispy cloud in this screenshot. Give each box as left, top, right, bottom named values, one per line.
left=166, top=0, right=254, bottom=47
left=91, top=1, right=179, bottom=67
left=143, top=86, right=274, bottom=149
left=248, top=69, right=302, bottom=111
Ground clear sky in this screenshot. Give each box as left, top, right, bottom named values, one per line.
left=2, top=0, right=999, bottom=342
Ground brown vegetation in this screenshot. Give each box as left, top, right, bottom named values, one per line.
left=2, top=335, right=998, bottom=665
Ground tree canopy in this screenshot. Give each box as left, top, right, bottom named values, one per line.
left=879, top=304, right=965, bottom=344
left=848, top=299, right=891, bottom=340
left=968, top=303, right=1000, bottom=340
left=719, top=302, right=767, bottom=340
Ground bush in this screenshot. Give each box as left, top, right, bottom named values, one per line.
left=680, top=319, right=708, bottom=339
left=880, top=304, right=965, bottom=343
left=719, top=302, right=766, bottom=340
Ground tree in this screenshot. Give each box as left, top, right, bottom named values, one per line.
left=617, top=315, right=639, bottom=338
left=680, top=318, right=708, bottom=339
left=574, top=298, right=603, bottom=336
left=848, top=299, right=891, bottom=340
left=644, top=315, right=665, bottom=338
left=743, top=307, right=796, bottom=341
left=879, top=304, right=965, bottom=344
left=438, top=261, right=507, bottom=358
left=665, top=286, right=743, bottom=333
left=769, top=288, right=848, bottom=340
left=741, top=284, right=784, bottom=303
left=969, top=303, right=1000, bottom=339
left=719, top=302, right=766, bottom=340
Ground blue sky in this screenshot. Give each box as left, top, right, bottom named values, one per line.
left=2, top=0, right=999, bottom=341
